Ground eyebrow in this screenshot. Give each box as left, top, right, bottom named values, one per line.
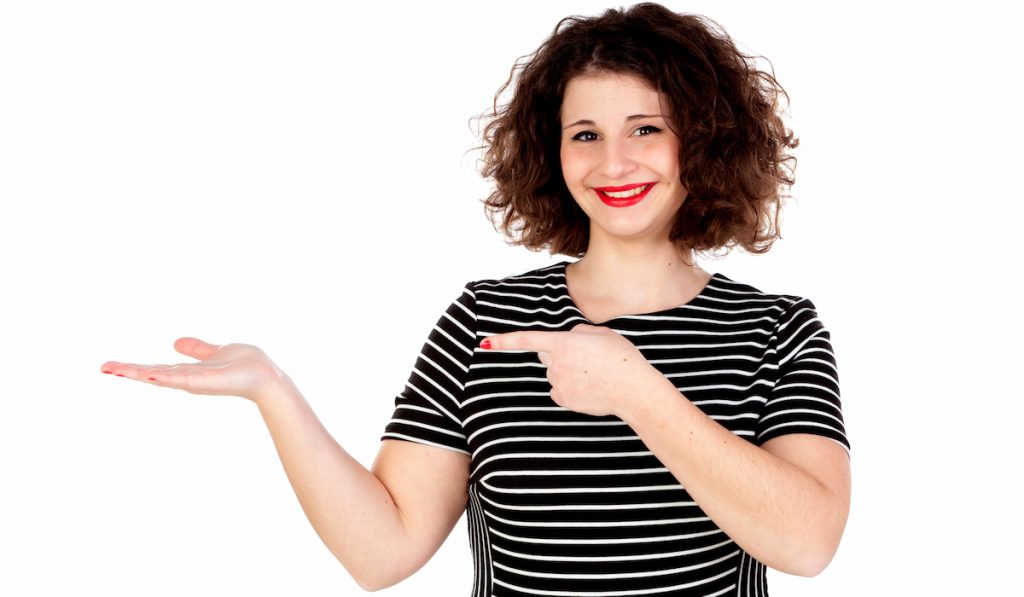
left=561, top=114, right=665, bottom=130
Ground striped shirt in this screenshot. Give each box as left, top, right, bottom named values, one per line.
left=383, top=260, right=848, bottom=597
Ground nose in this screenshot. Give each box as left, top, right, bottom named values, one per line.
left=599, top=137, right=638, bottom=179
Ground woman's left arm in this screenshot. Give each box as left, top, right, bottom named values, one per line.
left=481, top=324, right=851, bottom=577
left=619, top=370, right=850, bottom=577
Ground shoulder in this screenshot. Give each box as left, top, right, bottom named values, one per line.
left=702, top=274, right=833, bottom=362
left=702, top=273, right=820, bottom=326
left=710, top=275, right=835, bottom=369
left=446, top=261, right=570, bottom=313
left=471, top=261, right=566, bottom=287
left=463, top=261, right=581, bottom=334
left=468, top=261, right=568, bottom=297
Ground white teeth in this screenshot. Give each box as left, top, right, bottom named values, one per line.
left=603, top=185, right=649, bottom=198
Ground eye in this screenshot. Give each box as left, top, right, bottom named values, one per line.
left=571, top=130, right=599, bottom=142
left=634, top=125, right=662, bottom=136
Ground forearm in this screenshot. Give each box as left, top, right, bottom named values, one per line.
left=619, top=371, right=849, bottom=576
left=254, top=377, right=409, bottom=590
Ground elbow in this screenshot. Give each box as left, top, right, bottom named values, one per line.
left=347, top=560, right=414, bottom=593
left=353, top=571, right=403, bottom=593
left=784, top=488, right=850, bottom=577
left=345, top=555, right=417, bottom=592
left=355, top=579, right=389, bottom=593
left=786, top=549, right=835, bottom=578
left=777, top=531, right=843, bottom=577
left=769, top=547, right=835, bottom=578
left=336, top=557, right=397, bottom=593
left=327, top=537, right=418, bottom=592
left=766, top=511, right=846, bottom=577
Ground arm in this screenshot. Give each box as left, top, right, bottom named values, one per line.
left=618, top=371, right=850, bottom=576
left=257, top=377, right=470, bottom=591
left=259, top=282, right=477, bottom=589
left=102, top=338, right=470, bottom=592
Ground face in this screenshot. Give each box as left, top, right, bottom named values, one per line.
left=559, top=72, right=687, bottom=248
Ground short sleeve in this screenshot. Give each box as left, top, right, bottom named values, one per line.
left=756, top=298, right=850, bottom=451
left=381, top=282, right=477, bottom=455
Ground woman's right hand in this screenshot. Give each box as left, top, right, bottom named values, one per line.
left=101, top=337, right=291, bottom=405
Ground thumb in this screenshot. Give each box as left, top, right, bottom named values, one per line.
left=174, top=337, right=220, bottom=360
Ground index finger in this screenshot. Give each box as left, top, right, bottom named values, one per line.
left=480, top=330, right=565, bottom=352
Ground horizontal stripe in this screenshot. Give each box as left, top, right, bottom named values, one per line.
left=484, top=509, right=711, bottom=529
left=385, top=417, right=466, bottom=439
left=472, top=447, right=651, bottom=474
left=491, top=537, right=734, bottom=562
left=379, top=434, right=470, bottom=455
left=480, top=492, right=696, bottom=513
left=488, top=526, right=724, bottom=546
left=465, top=375, right=551, bottom=387
left=462, top=390, right=551, bottom=408
left=492, top=566, right=737, bottom=596
left=493, top=550, right=739, bottom=580
left=757, top=420, right=845, bottom=438
left=481, top=481, right=685, bottom=495
left=475, top=436, right=646, bottom=454
left=392, top=403, right=443, bottom=418
left=464, top=406, right=567, bottom=426
left=469, top=419, right=626, bottom=444
left=481, top=467, right=669, bottom=484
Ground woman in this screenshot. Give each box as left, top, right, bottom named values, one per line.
left=102, top=3, right=850, bottom=595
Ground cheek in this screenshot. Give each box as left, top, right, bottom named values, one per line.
left=559, top=145, right=593, bottom=185
left=663, top=143, right=683, bottom=181
left=639, top=141, right=680, bottom=177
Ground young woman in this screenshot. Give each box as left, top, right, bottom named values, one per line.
left=102, top=4, right=850, bottom=595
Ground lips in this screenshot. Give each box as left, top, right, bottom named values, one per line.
left=593, top=182, right=656, bottom=207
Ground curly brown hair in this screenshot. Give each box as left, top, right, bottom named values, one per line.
left=479, top=3, right=798, bottom=257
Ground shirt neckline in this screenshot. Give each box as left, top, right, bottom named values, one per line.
left=557, top=260, right=720, bottom=325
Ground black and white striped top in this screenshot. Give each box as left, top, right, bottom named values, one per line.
left=383, top=261, right=848, bottom=597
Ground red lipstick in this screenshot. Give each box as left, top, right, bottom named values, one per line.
left=593, top=182, right=656, bottom=208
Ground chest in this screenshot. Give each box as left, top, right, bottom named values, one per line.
left=462, top=326, right=776, bottom=486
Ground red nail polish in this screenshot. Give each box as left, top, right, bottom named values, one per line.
left=147, top=377, right=157, bottom=381
left=481, top=339, right=491, bottom=349
left=101, top=370, right=113, bottom=374
left=115, top=374, right=125, bottom=377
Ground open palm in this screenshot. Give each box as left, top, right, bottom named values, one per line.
left=101, top=337, right=289, bottom=403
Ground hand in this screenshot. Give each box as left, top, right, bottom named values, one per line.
left=101, top=337, right=291, bottom=405
left=481, top=323, right=661, bottom=417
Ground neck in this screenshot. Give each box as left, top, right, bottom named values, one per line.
left=566, top=233, right=709, bottom=310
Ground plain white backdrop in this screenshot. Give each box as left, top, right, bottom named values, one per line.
left=2, top=0, right=1021, bottom=594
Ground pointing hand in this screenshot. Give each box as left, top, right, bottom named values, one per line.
left=480, top=323, right=662, bottom=417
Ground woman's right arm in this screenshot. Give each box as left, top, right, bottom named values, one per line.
left=102, top=337, right=469, bottom=592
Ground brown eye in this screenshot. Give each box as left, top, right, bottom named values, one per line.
left=634, top=125, right=662, bottom=136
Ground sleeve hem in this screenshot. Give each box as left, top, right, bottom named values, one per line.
left=380, top=434, right=472, bottom=456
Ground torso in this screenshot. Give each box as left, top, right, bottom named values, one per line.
left=383, top=260, right=849, bottom=596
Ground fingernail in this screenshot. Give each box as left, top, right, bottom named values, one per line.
left=147, top=377, right=157, bottom=381
left=115, top=374, right=125, bottom=377
left=101, top=370, right=113, bottom=374
left=480, top=339, right=491, bottom=349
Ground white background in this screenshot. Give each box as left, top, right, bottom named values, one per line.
left=2, top=0, right=1021, bottom=594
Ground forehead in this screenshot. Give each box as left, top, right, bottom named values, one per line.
left=560, top=72, right=663, bottom=121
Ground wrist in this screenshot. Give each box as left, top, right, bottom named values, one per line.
left=617, top=365, right=678, bottom=427
left=252, top=367, right=301, bottom=412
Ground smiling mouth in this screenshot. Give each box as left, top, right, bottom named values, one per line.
left=594, top=182, right=655, bottom=206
